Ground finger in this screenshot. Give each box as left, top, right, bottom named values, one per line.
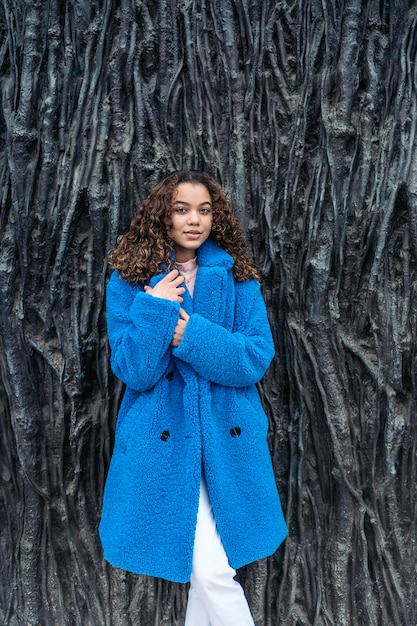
left=162, top=275, right=184, bottom=288
left=179, top=308, right=190, bottom=321
left=160, top=269, right=180, bottom=283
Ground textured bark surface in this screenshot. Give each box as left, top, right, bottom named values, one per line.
left=1, top=1, right=416, bottom=625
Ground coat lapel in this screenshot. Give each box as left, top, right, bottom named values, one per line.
left=193, top=266, right=228, bottom=324
left=193, top=240, right=235, bottom=328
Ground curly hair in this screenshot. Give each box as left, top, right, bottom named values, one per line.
left=109, top=170, right=261, bottom=283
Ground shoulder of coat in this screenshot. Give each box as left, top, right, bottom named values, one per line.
left=234, top=277, right=261, bottom=295
left=109, top=270, right=142, bottom=287
left=107, top=271, right=144, bottom=299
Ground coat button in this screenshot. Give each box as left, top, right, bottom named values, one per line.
left=160, top=430, right=170, bottom=441
left=166, top=371, right=174, bottom=381
left=230, top=426, right=241, bottom=438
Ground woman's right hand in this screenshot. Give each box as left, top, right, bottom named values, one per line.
left=144, top=269, right=185, bottom=302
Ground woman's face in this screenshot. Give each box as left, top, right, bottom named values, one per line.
left=169, top=182, right=213, bottom=262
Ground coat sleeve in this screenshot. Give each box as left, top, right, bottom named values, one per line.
left=172, top=280, right=275, bottom=387
left=106, top=272, right=180, bottom=391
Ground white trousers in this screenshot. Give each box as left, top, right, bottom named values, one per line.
left=184, top=477, right=255, bottom=626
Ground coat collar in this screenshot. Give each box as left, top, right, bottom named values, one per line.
left=149, top=239, right=234, bottom=276
left=166, top=238, right=234, bottom=269
left=195, top=239, right=234, bottom=269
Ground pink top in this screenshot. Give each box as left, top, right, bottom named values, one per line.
left=176, top=257, right=198, bottom=298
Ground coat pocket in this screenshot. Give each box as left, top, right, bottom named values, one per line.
left=115, top=391, right=154, bottom=454
left=234, top=387, right=269, bottom=438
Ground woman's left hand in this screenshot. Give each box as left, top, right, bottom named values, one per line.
left=171, top=308, right=190, bottom=347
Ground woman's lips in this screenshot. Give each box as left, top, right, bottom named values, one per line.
left=184, top=231, right=201, bottom=239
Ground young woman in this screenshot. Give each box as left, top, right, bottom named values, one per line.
left=99, top=170, right=287, bottom=625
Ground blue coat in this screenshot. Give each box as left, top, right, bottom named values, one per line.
left=99, top=239, right=287, bottom=583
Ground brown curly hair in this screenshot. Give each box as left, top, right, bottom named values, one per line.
left=109, top=170, right=260, bottom=283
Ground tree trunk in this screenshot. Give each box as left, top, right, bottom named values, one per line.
left=0, top=1, right=416, bottom=624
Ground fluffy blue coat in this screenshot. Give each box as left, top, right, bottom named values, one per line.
left=99, top=239, right=287, bottom=582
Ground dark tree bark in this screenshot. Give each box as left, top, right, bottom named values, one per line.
left=1, top=1, right=416, bottom=625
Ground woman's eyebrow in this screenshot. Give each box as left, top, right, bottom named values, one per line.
left=173, top=200, right=212, bottom=206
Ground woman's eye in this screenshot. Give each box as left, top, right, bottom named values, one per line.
left=174, top=207, right=187, bottom=213
left=200, top=207, right=211, bottom=214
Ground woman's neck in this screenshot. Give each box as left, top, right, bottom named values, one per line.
left=175, top=250, right=197, bottom=263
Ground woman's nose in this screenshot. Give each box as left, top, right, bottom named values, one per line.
left=187, top=210, right=200, bottom=223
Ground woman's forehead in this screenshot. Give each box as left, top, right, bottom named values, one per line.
left=172, top=182, right=212, bottom=204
